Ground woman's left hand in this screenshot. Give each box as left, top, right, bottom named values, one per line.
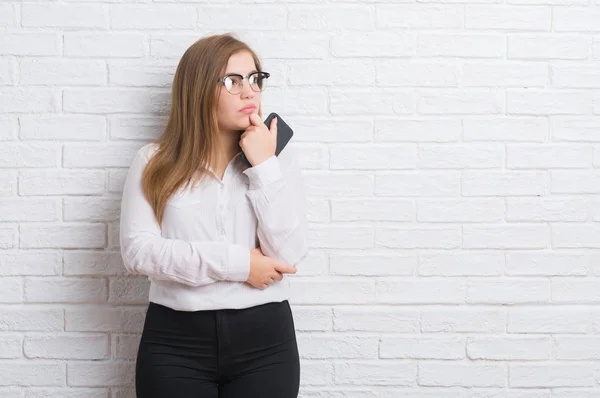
left=240, top=113, right=277, bottom=167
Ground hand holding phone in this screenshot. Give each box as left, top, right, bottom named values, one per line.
left=240, top=112, right=294, bottom=167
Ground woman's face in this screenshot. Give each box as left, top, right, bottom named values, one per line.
left=216, top=51, right=262, bottom=135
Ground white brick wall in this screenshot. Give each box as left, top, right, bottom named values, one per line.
left=0, top=0, right=599, bottom=396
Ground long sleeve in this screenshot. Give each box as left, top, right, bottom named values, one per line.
left=242, top=145, right=309, bottom=266
left=119, top=145, right=251, bottom=287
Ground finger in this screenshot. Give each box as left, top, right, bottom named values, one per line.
left=274, top=263, right=297, bottom=274
left=274, top=273, right=283, bottom=281
left=249, top=112, right=263, bottom=127
left=269, top=117, right=278, bottom=137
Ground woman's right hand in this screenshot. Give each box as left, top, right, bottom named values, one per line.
left=247, top=248, right=296, bottom=290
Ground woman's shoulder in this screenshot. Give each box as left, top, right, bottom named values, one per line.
left=135, top=142, right=161, bottom=163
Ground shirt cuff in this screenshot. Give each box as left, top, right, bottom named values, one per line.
left=242, top=155, right=283, bottom=190
left=226, top=245, right=251, bottom=282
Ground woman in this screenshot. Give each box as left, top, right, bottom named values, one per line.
left=119, top=33, right=309, bottom=398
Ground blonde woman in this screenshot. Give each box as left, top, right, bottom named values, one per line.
left=119, top=33, right=309, bottom=397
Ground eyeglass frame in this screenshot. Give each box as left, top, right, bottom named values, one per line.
left=217, top=71, right=270, bottom=94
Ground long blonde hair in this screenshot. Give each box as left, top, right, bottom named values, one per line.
left=142, top=33, right=263, bottom=226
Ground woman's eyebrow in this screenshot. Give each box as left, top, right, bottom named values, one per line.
left=225, top=69, right=258, bottom=76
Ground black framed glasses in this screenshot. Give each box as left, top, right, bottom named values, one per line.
left=218, top=71, right=270, bottom=95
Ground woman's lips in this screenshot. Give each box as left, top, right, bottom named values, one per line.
left=239, top=105, right=256, bottom=114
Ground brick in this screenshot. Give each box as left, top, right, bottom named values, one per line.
left=463, top=62, right=547, bottom=87
left=0, top=34, right=60, bottom=56
left=331, top=145, right=417, bottom=170
left=19, top=170, right=104, bottom=196
left=0, top=57, right=13, bottom=85
left=377, top=5, right=462, bottom=28
left=0, top=335, right=22, bottom=359
left=417, top=199, right=504, bottom=222
left=332, top=32, right=415, bottom=57
left=334, top=307, right=420, bottom=332
left=24, top=278, right=107, bottom=304
left=63, top=252, right=125, bottom=276
left=293, top=307, right=332, bottom=331
left=552, top=171, right=600, bottom=194
left=304, top=172, right=373, bottom=196
left=419, top=363, right=505, bottom=387
left=508, top=144, right=591, bottom=168
left=467, top=278, right=550, bottom=304
left=553, top=66, right=600, bottom=88
left=508, top=35, right=589, bottom=60
left=334, top=361, right=415, bottom=386
left=330, top=253, right=417, bottom=276
left=0, top=277, right=23, bottom=303
left=64, top=33, right=146, bottom=58
left=292, top=144, right=328, bottom=169
left=419, top=144, right=503, bottom=168
left=506, top=197, right=588, bottom=222
left=306, top=199, right=329, bottom=223
left=109, top=116, right=165, bottom=141
left=108, top=61, right=175, bottom=88
left=463, top=225, right=549, bottom=249
left=0, top=169, right=17, bottom=195
left=20, top=59, right=106, bottom=86
left=0, top=307, right=63, bottom=331
left=468, top=336, right=551, bottom=360
left=0, top=143, right=59, bottom=168
left=112, top=334, right=140, bottom=360
left=554, top=224, right=600, bottom=248
left=290, top=280, right=376, bottom=305
left=263, top=88, right=328, bottom=115
left=289, top=6, right=372, bottom=30
left=63, top=197, right=120, bottom=222
left=20, top=224, right=106, bottom=249
left=238, top=32, right=328, bottom=59
left=419, top=34, right=505, bottom=58
left=297, top=335, right=378, bottom=359
left=283, top=117, right=373, bottom=143
left=422, top=307, right=505, bottom=332
left=506, top=251, right=587, bottom=276
left=552, top=278, right=600, bottom=303
left=378, top=61, right=459, bottom=87
left=555, top=337, right=600, bottom=360
left=20, top=116, right=106, bottom=141
left=22, top=4, right=107, bottom=28
left=376, top=172, right=461, bottom=196
left=63, top=89, right=170, bottom=114
left=290, top=61, right=375, bottom=86
left=376, top=226, right=462, bottom=249
left=507, top=90, right=593, bottom=115
left=0, top=88, right=54, bottom=113
left=24, top=334, right=108, bottom=360
left=111, top=5, right=196, bottom=29
left=67, top=362, right=134, bottom=387
left=108, top=277, right=149, bottom=304
left=380, top=336, right=465, bottom=359
left=418, top=90, right=503, bottom=114
left=0, top=117, right=17, bottom=141
left=553, top=8, right=600, bottom=32
left=376, top=278, right=466, bottom=304
left=466, top=6, right=550, bottom=30
left=375, top=118, right=461, bottom=142
left=462, top=171, right=547, bottom=196
left=309, top=225, right=373, bottom=249
left=24, top=389, right=108, bottom=398
left=301, top=361, right=333, bottom=385
left=508, top=306, right=592, bottom=333
left=63, top=143, right=141, bottom=168
left=419, top=251, right=504, bottom=276
left=0, top=253, right=61, bottom=276
left=331, top=89, right=414, bottom=115
left=65, top=307, right=146, bottom=333
left=0, top=199, right=60, bottom=222
left=0, top=3, right=18, bottom=28
left=0, top=363, right=65, bottom=387
left=0, top=224, right=17, bottom=249
left=510, top=364, right=594, bottom=387
left=463, top=117, right=547, bottom=142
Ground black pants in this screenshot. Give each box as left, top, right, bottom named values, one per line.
left=135, top=300, right=300, bottom=398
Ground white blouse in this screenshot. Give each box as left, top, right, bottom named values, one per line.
left=119, top=142, right=309, bottom=311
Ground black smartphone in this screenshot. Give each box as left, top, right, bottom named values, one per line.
left=240, top=112, right=294, bottom=167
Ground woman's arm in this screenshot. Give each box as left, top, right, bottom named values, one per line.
left=119, top=145, right=250, bottom=287
left=243, top=145, right=309, bottom=267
